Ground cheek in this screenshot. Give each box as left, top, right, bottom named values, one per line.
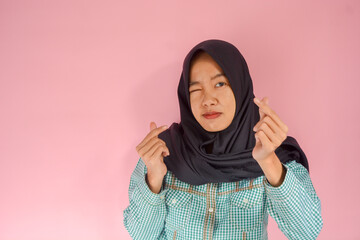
left=190, top=96, right=200, bottom=115
left=224, top=91, right=236, bottom=114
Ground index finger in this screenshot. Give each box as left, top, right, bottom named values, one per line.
left=253, top=98, right=288, bottom=132
left=136, top=125, right=168, bottom=151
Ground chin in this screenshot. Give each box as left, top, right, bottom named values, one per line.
left=202, top=124, right=227, bottom=132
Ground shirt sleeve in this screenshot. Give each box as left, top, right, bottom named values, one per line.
left=123, top=157, right=169, bottom=240
left=265, top=160, right=323, bottom=239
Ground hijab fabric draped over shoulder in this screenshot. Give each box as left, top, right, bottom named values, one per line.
left=158, top=39, right=308, bottom=186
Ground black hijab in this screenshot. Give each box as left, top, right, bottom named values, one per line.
left=158, top=39, right=308, bottom=186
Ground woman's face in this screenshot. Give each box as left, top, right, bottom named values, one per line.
left=189, top=52, right=236, bottom=132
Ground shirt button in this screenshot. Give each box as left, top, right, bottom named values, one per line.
left=243, top=198, right=249, bottom=204
left=171, top=198, right=177, bottom=204
left=208, top=207, right=214, bottom=212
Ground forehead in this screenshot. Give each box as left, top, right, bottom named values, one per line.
left=190, top=51, right=214, bottom=67
left=189, top=72, right=227, bottom=87
left=190, top=51, right=224, bottom=75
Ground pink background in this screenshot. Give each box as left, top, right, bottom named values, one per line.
left=0, top=0, right=359, bottom=239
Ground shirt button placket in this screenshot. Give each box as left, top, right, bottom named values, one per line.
left=208, top=183, right=218, bottom=239
left=210, top=183, right=217, bottom=213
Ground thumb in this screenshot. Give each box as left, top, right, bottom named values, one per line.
left=259, top=96, right=269, bottom=120
left=262, top=96, right=269, bottom=105
left=150, top=121, right=157, bottom=131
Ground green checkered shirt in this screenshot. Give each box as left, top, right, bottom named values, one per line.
left=123, top=158, right=323, bottom=239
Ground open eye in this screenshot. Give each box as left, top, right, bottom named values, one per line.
left=215, top=82, right=227, bottom=87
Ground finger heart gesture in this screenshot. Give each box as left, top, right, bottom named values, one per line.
left=252, top=97, right=289, bottom=163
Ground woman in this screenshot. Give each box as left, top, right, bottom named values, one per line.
left=123, top=39, right=323, bottom=239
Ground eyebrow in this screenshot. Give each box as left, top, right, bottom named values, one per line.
left=189, top=73, right=225, bottom=87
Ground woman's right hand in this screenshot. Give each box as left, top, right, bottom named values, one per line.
left=136, top=122, right=170, bottom=191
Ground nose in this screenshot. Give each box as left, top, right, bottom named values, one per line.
left=202, top=90, right=217, bottom=107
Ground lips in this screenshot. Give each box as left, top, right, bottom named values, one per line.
left=203, top=111, right=222, bottom=119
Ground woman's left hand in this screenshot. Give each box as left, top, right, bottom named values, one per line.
left=252, top=97, right=289, bottom=164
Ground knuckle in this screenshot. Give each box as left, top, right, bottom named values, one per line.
left=146, top=131, right=153, bottom=139
left=154, top=142, right=161, bottom=152
left=149, top=136, right=158, bottom=145
left=154, top=141, right=162, bottom=148
left=152, top=129, right=160, bottom=136
left=149, top=130, right=157, bottom=137
left=284, top=125, right=289, bottom=132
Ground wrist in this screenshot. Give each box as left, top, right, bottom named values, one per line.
left=147, top=169, right=165, bottom=182
left=146, top=173, right=164, bottom=194
left=257, top=152, right=277, bottom=169
left=258, top=152, right=286, bottom=187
